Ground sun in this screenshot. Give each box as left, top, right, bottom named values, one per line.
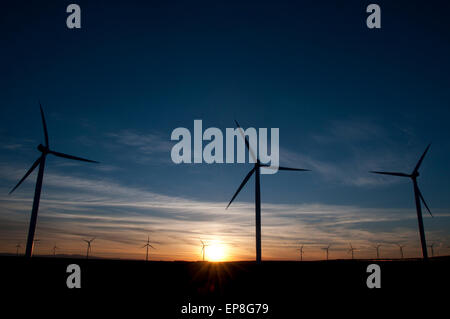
left=207, top=243, right=227, bottom=262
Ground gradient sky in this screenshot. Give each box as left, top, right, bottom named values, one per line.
left=1, top=0, right=450, bottom=261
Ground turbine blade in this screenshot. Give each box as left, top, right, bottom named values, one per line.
left=49, top=150, right=99, bottom=163
left=278, top=166, right=310, bottom=171
left=413, top=143, right=431, bottom=174
left=9, top=157, right=42, bottom=194
left=39, top=103, right=49, bottom=147
left=235, top=120, right=257, bottom=162
left=370, top=171, right=410, bottom=177
left=149, top=245, right=155, bottom=249
left=417, top=187, right=432, bottom=217
left=226, top=167, right=255, bottom=209
left=260, top=165, right=310, bottom=171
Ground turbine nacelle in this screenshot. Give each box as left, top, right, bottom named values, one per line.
left=37, top=144, right=49, bottom=153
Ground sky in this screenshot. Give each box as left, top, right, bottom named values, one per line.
left=1, top=0, right=450, bottom=261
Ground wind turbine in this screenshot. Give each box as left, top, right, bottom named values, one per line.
left=370, top=144, right=432, bottom=259
left=9, top=103, right=99, bottom=258
left=428, top=242, right=436, bottom=257
left=16, top=244, right=21, bottom=256
left=226, top=120, right=310, bottom=263
left=396, top=243, right=406, bottom=259
left=297, top=244, right=304, bottom=261
left=32, top=239, right=40, bottom=256
left=52, top=244, right=59, bottom=256
left=142, top=236, right=155, bottom=261
left=373, top=244, right=382, bottom=259
left=84, top=238, right=95, bottom=259
left=201, top=240, right=208, bottom=262
left=322, top=244, right=331, bottom=260
left=348, top=243, right=356, bottom=260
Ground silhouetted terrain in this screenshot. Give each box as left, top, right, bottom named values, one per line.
left=2, top=256, right=449, bottom=316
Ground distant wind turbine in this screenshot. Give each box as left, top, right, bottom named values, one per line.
left=373, top=244, right=382, bottom=259
left=9, top=103, right=99, bottom=258
left=142, top=236, right=155, bottom=261
left=322, top=244, right=331, bottom=261
left=428, top=242, right=436, bottom=257
left=396, top=243, right=406, bottom=259
left=226, top=120, right=310, bottom=263
left=16, top=244, right=21, bottom=256
left=32, top=239, right=40, bottom=256
left=52, top=244, right=59, bottom=256
left=84, top=238, right=95, bottom=259
left=297, top=244, right=304, bottom=261
left=348, top=243, right=357, bottom=260
left=201, top=240, right=208, bottom=262
left=370, top=144, right=433, bottom=259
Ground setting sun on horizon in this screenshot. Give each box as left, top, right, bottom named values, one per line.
left=206, top=242, right=228, bottom=262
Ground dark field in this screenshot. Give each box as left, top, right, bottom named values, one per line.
left=2, top=256, right=449, bottom=316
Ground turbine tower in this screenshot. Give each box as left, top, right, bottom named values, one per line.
left=16, top=244, right=21, bottom=256
left=142, top=236, right=155, bottom=261
left=322, top=244, right=331, bottom=260
left=201, top=240, right=208, bottom=262
left=397, top=243, right=406, bottom=259
left=84, top=238, right=95, bottom=259
left=348, top=243, right=356, bottom=260
left=226, top=120, right=309, bottom=263
left=370, top=144, right=432, bottom=259
left=373, top=244, right=382, bottom=259
left=297, top=244, right=304, bottom=261
left=9, top=104, right=99, bottom=258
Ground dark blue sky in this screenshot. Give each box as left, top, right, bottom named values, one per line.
left=0, top=0, right=449, bottom=259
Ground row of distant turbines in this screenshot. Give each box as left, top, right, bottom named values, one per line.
left=9, top=104, right=437, bottom=262
left=14, top=237, right=446, bottom=261
left=298, top=242, right=445, bottom=260
left=15, top=238, right=95, bottom=259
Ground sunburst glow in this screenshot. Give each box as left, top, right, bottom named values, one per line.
left=207, top=243, right=227, bottom=262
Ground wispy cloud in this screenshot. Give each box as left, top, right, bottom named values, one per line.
left=0, top=162, right=448, bottom=260
left=104, top=130, right=173, bottom=164
left=280, top=118, right=422, bottom=186
left=107, top=130, right=172, bottom=154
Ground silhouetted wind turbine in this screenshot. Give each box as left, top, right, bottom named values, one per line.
left=142, top=236, right=155, bottom=261
left=322, top=244, right=331, bottom=260
left=16, top=244, right=21, bottom=256
left=52, top=244, right=59, bottom=256
left=373, top=244, right=382, bottom=259
left=201, top=240, right=208, bottom=262
left=396, top=243, right=406, bottom=259
left=32, top=239, right=40, bottom=256
left=348, top=243, right=356, bottom=260
left=226, top=120, right=310, bottom=263
left=297, top=244, right=304, bottom=261
left=9, top=104, right=99, bottom=258
left=84, top=238, right=95, bottom=259
left=370, top=144, right=432, bottom=259
left=428, top=242, right=436, bottom=257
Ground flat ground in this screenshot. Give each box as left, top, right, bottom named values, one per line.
left=2, top=256, right=449, bottom=316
